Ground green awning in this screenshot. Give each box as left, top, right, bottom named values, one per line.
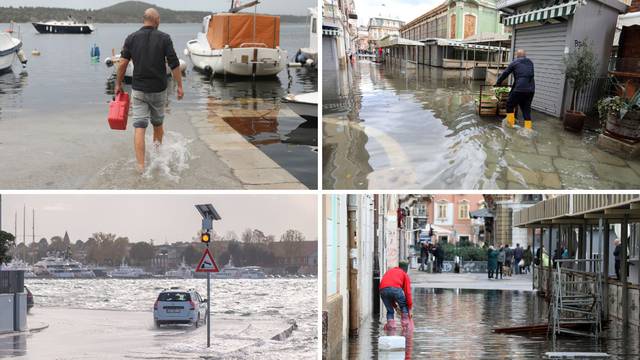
left=503, top=1, right=578, bottom=26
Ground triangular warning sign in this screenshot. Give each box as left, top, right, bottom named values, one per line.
left=196, top=248, right=220, bottom=273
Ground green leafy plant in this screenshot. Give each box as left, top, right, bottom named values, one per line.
left=494, top=87, right=510, bottom=97
left=563, top=39, right=598, bottom=112
left=597, top=96, right=626, bottom=120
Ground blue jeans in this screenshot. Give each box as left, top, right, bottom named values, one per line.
left=380, top=287, right=409, bottom=321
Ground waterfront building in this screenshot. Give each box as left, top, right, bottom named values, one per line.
left=514, top=194, right=640, bottom=330
left=322, top=194, right=400, bottom=358
left=426, top=194, right=486, bottom=244
left=486, top=194, right=544, bottom=247
left=367, top=16, right=405, bottom=51
left=498, top=0, right=628, bottom=118
left=323, top=0, right=358, bottom=70
left=389, top=0, right=510, bottom=69
left=357, top=25, right=369, bottom=52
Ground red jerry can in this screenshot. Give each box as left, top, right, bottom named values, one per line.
left=108, top=92, right=130, bottom=130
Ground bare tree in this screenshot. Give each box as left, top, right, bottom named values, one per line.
left=280, top=229, right=306, bottom=242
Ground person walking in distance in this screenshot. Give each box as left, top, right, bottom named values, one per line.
left=496, top=49, right=535, bottom=129
left=497, top=245, right=506, bottom=279
left=514, top=243, right=524, bottom=275
left=115, top=8, right=184, bottom=173
left=380, top=261, right=413, bottom=331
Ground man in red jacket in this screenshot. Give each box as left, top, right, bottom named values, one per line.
left=380, top=261, right=412, bottom=330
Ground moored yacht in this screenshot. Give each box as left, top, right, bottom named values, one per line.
left=108, top=260, right=149, bottom=279
left=32, top=18, right=95, bottom=34
left=211, top=257, right=267, bottom=279
left=165, top=258, right=193, bottom=279
left=0, top=32, right=27, bottom=72
left=184, top=1, right=287, bottom=77
left=293, top=7, right=318, bottom=67
left=33, top=255, right=95, bottom=278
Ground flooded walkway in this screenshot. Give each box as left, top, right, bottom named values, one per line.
left=323, top=61, right=640, bottom=189
left=347, top=288, right=640, bottom=359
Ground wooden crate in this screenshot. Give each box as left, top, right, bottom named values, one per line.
left=477, top=97, right=498, bottom=116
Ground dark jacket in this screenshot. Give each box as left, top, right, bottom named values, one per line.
left=488, top=249, right=498, bottom=270
left=514, top=246, right=524, bottom=260
left=496, top=57, right=535, bottom=93
left=121, top=26, right=180, bottom=93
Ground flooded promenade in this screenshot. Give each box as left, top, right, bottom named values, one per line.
left=348, top=284, right=639, bottom=360
left=0, top=23, right=317, bottom=189
left=323, top=61, right=640, bottom=190
left=3, top=278, right=317, bottom=359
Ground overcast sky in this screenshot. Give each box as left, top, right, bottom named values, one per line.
left=0, top=0, right=315, bottom=15
left=354, top=0, right=439, bottom=26
left=0, top=194, right=317, bottom=244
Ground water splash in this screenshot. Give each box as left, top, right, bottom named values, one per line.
left=141, top=131, right=194, bottom=183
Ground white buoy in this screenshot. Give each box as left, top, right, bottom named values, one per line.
left=17, top=49, right=27, bottom=64
left=378, top=336, right=405, bottom=351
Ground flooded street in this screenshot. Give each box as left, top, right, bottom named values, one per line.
left=323, top=61, right=640, bottom=190
left=4, top=278, right=317, bottom=359
left=0, top=23, right=317, bottom=189
left=348, top=288, right=640, bottom=359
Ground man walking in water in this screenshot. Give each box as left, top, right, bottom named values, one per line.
left=380, top=261, right=412, bottom=330
left=115, top=8, right=184, bottom=173
left=496, top=49, right=535, bottom=129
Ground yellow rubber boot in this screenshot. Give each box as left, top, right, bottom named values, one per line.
left=505, top=113, right=515, bottom=128
left=524, top=120, right=532, bottom=129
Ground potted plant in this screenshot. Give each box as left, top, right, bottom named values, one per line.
left=598, top=91, right=640, bottom=141
left=562, top=40, right=598, bottom=132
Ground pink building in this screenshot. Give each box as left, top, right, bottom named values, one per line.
left=427, top=194, right=486, bottom=244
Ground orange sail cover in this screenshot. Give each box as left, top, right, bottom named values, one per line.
left=207, top=13, right=280, bottom=49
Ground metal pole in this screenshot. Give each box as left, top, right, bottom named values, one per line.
left=621, top=215, right=629, bottom=329
left=207, top=244, right=211, bottom=348
left=602, top=219, right=610, bottom=320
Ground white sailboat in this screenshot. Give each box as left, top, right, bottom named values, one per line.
left=184, top=0, right=287, bottom=77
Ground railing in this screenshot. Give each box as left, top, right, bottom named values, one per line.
left=0, top=270, right=24, bottom=294
left=574, top=77, right=609, bottom=115
left=514, top=194, right=640, bottom=225
left=551, top=259, right=602, bottom=338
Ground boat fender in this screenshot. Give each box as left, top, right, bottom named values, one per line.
left=105, top=57, right=114, bottom=67
left=17, top=49, right=27, bottom=65
left=183, top=48, right=189, bottom=56
left=305, top=58, right=315, bottom=67
left=178, top=59, right=187, bottom=74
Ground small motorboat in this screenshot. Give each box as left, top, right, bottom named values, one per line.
left=283, top=92, right=318, bottom=122
left=105, top=53, right=187, bottom=82
left=184, top=1, right=287, bottom=77
left=0, top=32, right=27, bottom=72
left=32, top=17, right=95, bottom=34
left=293, top=7, right=318, bottom=67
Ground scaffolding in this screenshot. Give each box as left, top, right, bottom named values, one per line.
left=550, top=259, right=603, bottom=339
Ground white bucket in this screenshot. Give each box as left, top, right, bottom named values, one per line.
left=378, top=336, right=406, bottom=351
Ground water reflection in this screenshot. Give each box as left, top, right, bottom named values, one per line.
left=0, top=331, right=27, bottom=358
left=348, top=289, right=640, bottom=359
left=324, top=60, right=640, bottom=190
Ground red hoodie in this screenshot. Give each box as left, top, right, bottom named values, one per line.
left=379, top=267, right=412, bottom=309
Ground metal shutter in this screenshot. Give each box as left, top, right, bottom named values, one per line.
left=514, top=23, right=568, bottom=117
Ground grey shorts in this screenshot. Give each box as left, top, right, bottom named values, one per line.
left=131, top=89, right=167, bottom=128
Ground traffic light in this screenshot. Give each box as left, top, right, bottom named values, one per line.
left=201, top=231, right=211, bottom=244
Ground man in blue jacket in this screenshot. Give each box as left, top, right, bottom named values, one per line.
left=496, top=49, right=535, bottom=129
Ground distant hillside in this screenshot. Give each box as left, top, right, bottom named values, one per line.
left=0, top=1, right=307, bottom=23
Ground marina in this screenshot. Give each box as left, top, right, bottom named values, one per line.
left=0, top=18, right=317, bottom=189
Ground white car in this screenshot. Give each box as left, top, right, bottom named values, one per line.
left=153, top=288, right=208, bottom=328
